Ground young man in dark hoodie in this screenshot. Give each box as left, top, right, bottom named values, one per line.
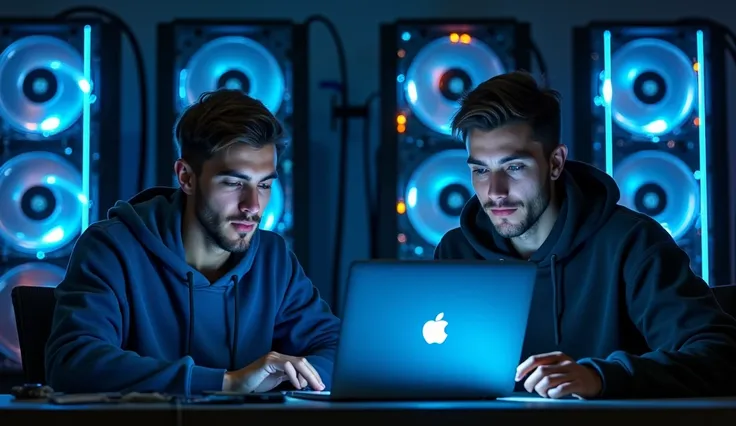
left=45, top=90, right=339, bottom=396
left=435, top=71, right=736, bottom=400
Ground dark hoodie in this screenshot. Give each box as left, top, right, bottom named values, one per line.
left=45, top=188, right=340, bottom=396
left=435, top=161, right=736, bottom=398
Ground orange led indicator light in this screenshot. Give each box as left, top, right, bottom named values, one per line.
left=449, top=33, right=472, bottom=44
left=397, top=114, right=407, bottom=133
left=396, top=200, right=407, bottom=214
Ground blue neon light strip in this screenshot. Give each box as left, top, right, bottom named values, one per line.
left=695, top=30, right=710, bottom=285
left=82, top=25, right=91, bottom=231
left=602, top=30, right=614, bottom=177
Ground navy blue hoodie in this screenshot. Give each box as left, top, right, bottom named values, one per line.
left=435, top=161, right=736, bottom=398
left=45, top=188, right=340, bottom=396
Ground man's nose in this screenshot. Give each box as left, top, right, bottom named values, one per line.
left=487, top=171, right=509, bottom=199
left=238, top=188, right=260, bottom=215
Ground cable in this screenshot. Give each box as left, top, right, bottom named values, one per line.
left=304, top=15, right=349, bottom=312
left=529, top=41, right=549, bottom=87
left=362, top=92, right=380, bottom=258
left=54, top=6, right=149, bottom=193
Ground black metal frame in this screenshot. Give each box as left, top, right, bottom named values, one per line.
left=155, top=19, right=310, bottom=271
left=0, top=17, right=121, bottom=257
left=94, top=20, right=123, bottom=218
left=572, top=20, right=731, bottom=287
left=0, top=17, right=121, bottom=222
left=375, top=18, right=532, bottom=260
left=0, top=18, right=121, bottom=368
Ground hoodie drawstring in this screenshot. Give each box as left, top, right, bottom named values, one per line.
left=186, top=272, right=195, bottom=356
left=185, top=272, right=241, bottom=371
left=550, top=255, right=563, bottom=346
left=230, top=275, right=239, bottom=371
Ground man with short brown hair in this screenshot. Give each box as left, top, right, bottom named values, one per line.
left=436, top=71, right=736, bottom=400
left=46, top=89, right=339, bottom=396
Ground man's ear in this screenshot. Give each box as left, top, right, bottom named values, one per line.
left=174, top=159, right=195, bottom=195
left=549, top=144, right=568, bottom=181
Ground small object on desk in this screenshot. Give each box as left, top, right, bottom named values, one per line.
left=119, top=392, right=172, bottom=403
left=202, top=391, right=286, bottom=403
left=188, top=395, right=250, bottom=405
left=288, top=390, right=332, bottom=400
left=49, top=392, right=172, bottom=405
left=10, top=384, right=54, bottom=400
left=49, top=393, right=117, bottom=405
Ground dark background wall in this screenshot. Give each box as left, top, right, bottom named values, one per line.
left=3, top=0, right=735, bottom=307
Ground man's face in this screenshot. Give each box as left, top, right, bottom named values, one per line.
left=192, top=143, right=278, bottom=252
left=467, top=123, right=555, bottom=238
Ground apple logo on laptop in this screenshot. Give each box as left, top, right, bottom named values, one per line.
left=422, top=312, right=448, bottom=344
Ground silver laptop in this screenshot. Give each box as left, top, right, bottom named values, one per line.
left=290, top=260, right=536, bottom=401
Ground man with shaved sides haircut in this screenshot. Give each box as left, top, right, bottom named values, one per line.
left=435, top=71, right=736, bottom=400
left=46, top=89, right=339, bottom=396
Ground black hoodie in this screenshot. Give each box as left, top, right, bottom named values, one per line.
left=434, top=160, right=736, bottom=399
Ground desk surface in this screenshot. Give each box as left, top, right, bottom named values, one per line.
left=2, top=394, right=736, bottom=425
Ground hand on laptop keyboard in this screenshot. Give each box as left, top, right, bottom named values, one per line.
left=223, top=352, right=326, bottom=393
left=516, top=352, right=602, bottom=399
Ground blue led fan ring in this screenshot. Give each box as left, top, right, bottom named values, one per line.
left=179, top=36, right=286, bottom=115
left=403, top=36, right=506, bottom=136
left=404, top=149, right=472, bottom=246
left=607, top=37, right=697, bottom=136
left=0, top=151, right=84, bottom=254
left=613, top=149, right=698, bottom=242
left=260, top=178, right=284, bottom=231
left=0, top=34, right=90, bottom=136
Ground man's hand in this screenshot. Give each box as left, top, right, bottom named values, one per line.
left=223, top=351, right=325, bottom=393
left=515, top=351, right=602, bottom=399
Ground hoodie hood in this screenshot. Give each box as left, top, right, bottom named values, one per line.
left=107, top=187, right=260, bottom=288
left=459, top=160, right=620, bottom=265
left=458, top=161, right=620, bottom=346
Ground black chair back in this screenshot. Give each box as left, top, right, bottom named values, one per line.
left=10, top=286, right=57, bottom=385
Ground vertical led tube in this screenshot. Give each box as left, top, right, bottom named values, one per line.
left=695, top=30, right=710, bottom=285
left=82, top=24, right=92, bottom=231
left=602, top=30, right=614, bottom=177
